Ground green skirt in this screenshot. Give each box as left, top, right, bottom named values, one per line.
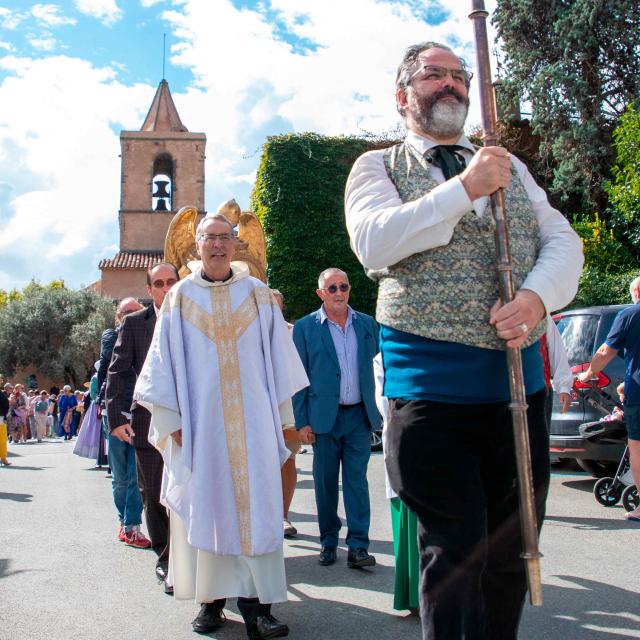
left=390, top=497, right=420, bottom=611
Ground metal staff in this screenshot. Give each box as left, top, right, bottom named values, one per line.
left=468, top=0, right=543, bottom=607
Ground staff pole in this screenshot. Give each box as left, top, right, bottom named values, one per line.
left=468, top=0, right=543, bottom=606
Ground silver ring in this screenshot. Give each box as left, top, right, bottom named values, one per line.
left=519, top=322, right=528, bottom=334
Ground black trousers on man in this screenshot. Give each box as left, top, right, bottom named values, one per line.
left=135, top=446, right=170, bottom=569
left=385, top=389, right=549, bottom=640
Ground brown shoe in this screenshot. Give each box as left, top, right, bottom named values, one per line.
left=283, top=519, right=297, bottom=538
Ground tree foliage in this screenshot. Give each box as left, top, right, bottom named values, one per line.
left=494, top=1, right=640, bottom=215
left=571, top=213, right=639, bottom=306
left=0, top=282, right=114, bottom=388
left=607, top=104, right=640, bottom=224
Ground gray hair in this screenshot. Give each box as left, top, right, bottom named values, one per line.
left=630, top=276, right=640, bottom=299
left=196, top=213, right=236, bottom=238
left=318, top=268, right=348, bottom=289
left=115, top=297, right=141, bottom=324
left=395, top=41, right=470, bottom=116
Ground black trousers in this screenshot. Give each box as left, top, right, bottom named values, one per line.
left=385, top=389, right=550, bottom=640
left=135, top=446, right=170, bottom=568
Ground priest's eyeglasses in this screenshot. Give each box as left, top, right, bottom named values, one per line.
left=323, top=283, right=350, bottom=294
left=199, top=233, right=235, bottom=244
left=409, top=65, right=472, bottom=87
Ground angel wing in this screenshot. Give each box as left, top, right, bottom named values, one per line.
left=233, top=212, right=267, bottom=283
left=164, top=206, right=198, bottom=278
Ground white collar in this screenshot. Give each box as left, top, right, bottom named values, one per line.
left=405, top=129, right=476, bottom=156
left=190, top=261, right=251, bottom=288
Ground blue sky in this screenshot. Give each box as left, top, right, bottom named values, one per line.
left=0, top=0, right=497, bottom=291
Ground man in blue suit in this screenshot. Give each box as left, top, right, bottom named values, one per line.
left=293, top=268, right=381, bottom=568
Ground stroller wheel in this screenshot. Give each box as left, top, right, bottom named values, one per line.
left=621, top=485, right=639, bottom=513
left=593, top=477, right=622, bottom=506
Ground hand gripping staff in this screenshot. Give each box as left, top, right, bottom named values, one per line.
left=469, top=0, right=543, bottom=606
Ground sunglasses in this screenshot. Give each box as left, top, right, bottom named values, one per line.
left=323, top=283, right=350, bottom=294
left=151, top=278, right=177, bottom=289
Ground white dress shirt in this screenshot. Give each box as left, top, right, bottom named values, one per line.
left=546, top=315, right=573, bottom=394
left=345, top=130, right=584, bottom=314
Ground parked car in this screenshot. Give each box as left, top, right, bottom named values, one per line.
left=550, top=305, right=630, bottom=477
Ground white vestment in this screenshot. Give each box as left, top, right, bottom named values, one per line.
left=134, top=265, right=309, bottom=602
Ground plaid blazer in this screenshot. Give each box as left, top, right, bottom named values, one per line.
left=105, top=304, right=156, bottom=449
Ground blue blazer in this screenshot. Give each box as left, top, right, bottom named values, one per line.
left=292, top=308, right=381, bottom=435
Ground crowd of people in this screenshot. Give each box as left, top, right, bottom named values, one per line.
left=0, top=382, right=88, bottom=455
left=4, top=39, right=640, bottom=640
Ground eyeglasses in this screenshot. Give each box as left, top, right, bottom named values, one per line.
left=151, top=278, right=177, bottom=289
left=323, top=283, right=350, bottom=294
left=198, top=233, right=235, bottom=244
left=409, top=65, right=472, bottom=87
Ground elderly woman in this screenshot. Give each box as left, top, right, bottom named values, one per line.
left=10, top=384, right=28, bottom=444
left=57, top=385, right=77, bottom=440
left=33, top=391, right=49, bottom=442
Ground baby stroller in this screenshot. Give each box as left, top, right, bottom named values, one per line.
left=579, top=390, right=639, bottom=512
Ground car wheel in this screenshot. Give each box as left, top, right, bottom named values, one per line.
left=593, top=477, right=621, bottom=506
left=371, top=430, right=383, bottom=452
left=622, top=485, right=639, bottom=513
left=577, top=459, right=619, bottom=478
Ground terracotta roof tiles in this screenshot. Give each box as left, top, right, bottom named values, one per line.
left=99, top=251, right=164, bottom=270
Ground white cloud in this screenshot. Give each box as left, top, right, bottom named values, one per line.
left=0, top=41, right=14, bottom=52
left=31, top=4, right=77, bottom=26
left=27, top=33, right=58, bottom=51
left=0, top=7, right=26, bottom=30
left=140, top=0, right=165, bottom=6
left=0, top=55, right=152, bottom=289
left=73, top=0, right=122, bottom=25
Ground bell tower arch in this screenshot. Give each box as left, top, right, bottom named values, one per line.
left=118, top=79, right=206, bottom=251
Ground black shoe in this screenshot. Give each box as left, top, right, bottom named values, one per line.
left=347, top=548, right=376, bottom=569
left=192, top=602, right=226, bottom=633
left=318, top=545, right=337, bottom=566
left=246, top=614, right=289, bottom=639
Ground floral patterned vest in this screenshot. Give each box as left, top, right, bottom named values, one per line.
left=372, top=141, right=545, bottom=350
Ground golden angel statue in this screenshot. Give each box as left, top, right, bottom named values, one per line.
left=164, top=200, right=267, bottom=283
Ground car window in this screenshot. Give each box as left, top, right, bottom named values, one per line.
left=556, top=314, right=599, bottom=365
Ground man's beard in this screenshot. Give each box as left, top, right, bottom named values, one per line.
left=412, top=87, right=469, bottom=139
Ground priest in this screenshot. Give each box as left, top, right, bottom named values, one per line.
left=134, top=213, right=309, bottom=640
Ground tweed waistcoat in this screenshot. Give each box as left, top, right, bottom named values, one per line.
left=373, top=141, right=545, bottom=350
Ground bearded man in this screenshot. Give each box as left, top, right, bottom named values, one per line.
left=345, top=42, right=583, bottom=640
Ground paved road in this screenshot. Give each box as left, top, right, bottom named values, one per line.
left=1, top=440, right=639, bottom=640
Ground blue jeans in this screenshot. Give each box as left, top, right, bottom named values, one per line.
left=108, top=429, right=143, bottom=531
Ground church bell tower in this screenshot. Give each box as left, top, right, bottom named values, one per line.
left=98, top=80, right=207, bottom=299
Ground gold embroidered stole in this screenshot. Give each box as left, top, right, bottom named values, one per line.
left=171, top=284, right=276, bottom=555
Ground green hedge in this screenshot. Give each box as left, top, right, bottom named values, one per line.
left=572, top=268, right=638, bottom=308
left=251, top=133, right=394, bottom=320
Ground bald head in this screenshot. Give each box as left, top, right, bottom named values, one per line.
left=116, top=297, right=143, bottom=324
left=630, top=276, right=640, bottom=303
left=318, top=268, right=348, bottom=290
